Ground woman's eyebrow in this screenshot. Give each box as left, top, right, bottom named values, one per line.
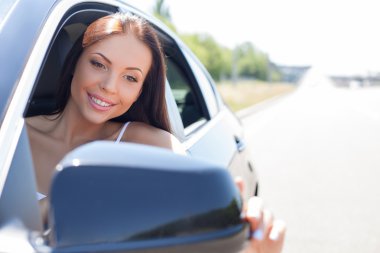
left=93, top=52, right=143, bottom=74
left=94, top=53, right=111, bottom=64
left=126, top=67, right=143, bottom=74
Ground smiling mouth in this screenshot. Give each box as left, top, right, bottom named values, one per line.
left=88, top=94, right=113, bottom=108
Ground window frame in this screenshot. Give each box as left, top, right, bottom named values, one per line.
left=0, top=0, right=81, bottom=195
left=180, top=46, right=222, bottom=118
left=160, top=35, right=224, bottom=138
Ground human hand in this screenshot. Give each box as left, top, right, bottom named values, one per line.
left=235, top=178, right=286, bottom=253
left=39, top=197, right=49, bottom=229
left=242, top=197, right=286, bottom=253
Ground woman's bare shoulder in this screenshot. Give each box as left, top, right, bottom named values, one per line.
left=124, top=122, right=186, bottom=154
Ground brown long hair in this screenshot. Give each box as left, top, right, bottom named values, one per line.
left=55, top=12, right=171, bottom=133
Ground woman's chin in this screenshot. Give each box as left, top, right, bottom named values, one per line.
left=82, top=112, right=112, bottom=125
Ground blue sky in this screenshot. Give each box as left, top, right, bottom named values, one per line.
left=128, top=0, right=380, bottom=76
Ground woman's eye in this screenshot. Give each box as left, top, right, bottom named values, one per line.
left=124, top=75, right=138, bottom=82
left=90, top=60, right=107, bottom=70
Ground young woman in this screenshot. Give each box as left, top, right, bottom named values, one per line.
left=27, top=13, right=184, bottom=196
left=26, top=12, right=285, bottom=253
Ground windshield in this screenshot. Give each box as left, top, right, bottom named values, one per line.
left=0, top=0, right=17, bottom=31
left=0, top=0, right=19, bottom=128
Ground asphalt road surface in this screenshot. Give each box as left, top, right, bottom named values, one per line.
left=242, top=70, right=380, bottom=253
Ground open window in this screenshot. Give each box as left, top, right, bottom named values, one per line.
left=160, top=39, right=210, bottom=132
left=166, top=58, right=206, bottom=128
left=24, top=3, right=205, bottom=139
left=25, top=3, right=118, bottom=117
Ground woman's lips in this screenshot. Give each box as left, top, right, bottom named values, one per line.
left=87, top=93, right=115, bottom=111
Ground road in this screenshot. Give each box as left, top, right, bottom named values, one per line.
left=241, top=69, right=380, bottom=253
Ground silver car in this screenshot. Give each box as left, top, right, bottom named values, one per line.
left=0, top=0, right=259, bottom=252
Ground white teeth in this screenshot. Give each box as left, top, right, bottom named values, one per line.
left=91, top=96, right=111, bottom=107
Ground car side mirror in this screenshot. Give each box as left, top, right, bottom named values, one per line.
left=49, top=141, right=248, bottom=253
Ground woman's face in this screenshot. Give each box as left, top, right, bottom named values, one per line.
left=69, top=32, right=152, bottom=124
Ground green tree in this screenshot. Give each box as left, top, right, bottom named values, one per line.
left=180, top=33, right=229, bottom=81
left=151, top=0, right=273, bottom=82
left=235, top=42, right=256, bottom=77
left=152, top=0, right=177, bottom=33
left=220, top=47, right=232, bottom=79
left=234, top=42, right=269, bottom=80
left=153, top=0, right=171, bottom=20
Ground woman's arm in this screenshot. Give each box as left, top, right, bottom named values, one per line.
left=120, top=122, right=187, bottom=155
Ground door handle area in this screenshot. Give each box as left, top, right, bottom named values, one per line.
left=235, top=136, right=246, bottom=152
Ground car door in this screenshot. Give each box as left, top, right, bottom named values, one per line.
left=0, top=0, right=64, bottom=233
left=162, top=38, right=258, bottom=200
left=0, top=0, right=123, bottom=231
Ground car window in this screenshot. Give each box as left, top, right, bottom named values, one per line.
left=25, top=5, right=117, bottom=117
left=182, top=49, right=220, bottom=118
left=166, top=58, right=206, bottom=128
left=162, top=37, right=216, bottom=133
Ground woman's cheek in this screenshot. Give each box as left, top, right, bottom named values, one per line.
left=122, top=85, right=141, bottom=103
left=73, top=67, right=93, bottom=88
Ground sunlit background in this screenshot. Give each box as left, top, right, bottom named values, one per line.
left=127, top=0, right=380, bottom=112
left=128, top=0, right=380, bottom=76
left=127, top=2, right=380, bottom=253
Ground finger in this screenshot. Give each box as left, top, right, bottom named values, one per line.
left=268, top=220, right=286, bottom=242
left=250, top=208, right=273, bottom=241
left=235, top=177, right=246, bottom=212
left=235, top=176, right=245, bottom=196
left=263, top=209, right=274, bottom=239
left=246, top=197, right=264, bottom=232
left=39, top=198, right=49, bottom=229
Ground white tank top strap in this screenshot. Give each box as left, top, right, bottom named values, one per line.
left=37, top=192, right=46, bottom=201
left=115, top=122, right=130, bottom=143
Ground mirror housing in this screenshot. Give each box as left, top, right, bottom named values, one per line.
left=49, top=141, right=248, bottom=253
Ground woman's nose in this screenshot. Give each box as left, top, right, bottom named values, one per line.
left=100, top=73, right=118, bottom=93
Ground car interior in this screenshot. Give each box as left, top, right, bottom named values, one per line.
left=24, top=3, right=207, bottom=131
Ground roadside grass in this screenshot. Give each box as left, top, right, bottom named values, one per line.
left=216, top=80, right=297, bottom=112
